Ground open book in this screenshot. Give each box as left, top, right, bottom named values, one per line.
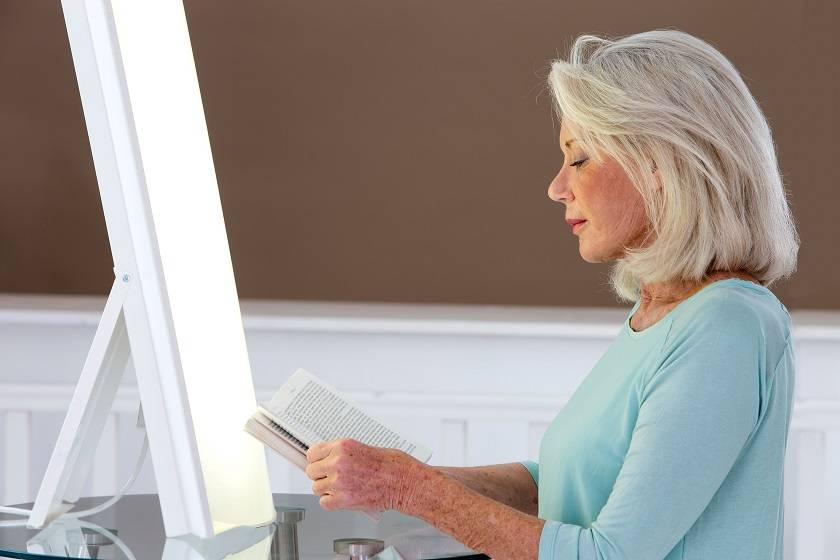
left=245, top=368, right=433, bottom=470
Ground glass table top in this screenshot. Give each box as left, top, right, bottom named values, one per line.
left=0, top=494, right=487, bottom=560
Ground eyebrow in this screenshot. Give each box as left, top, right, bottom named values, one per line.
left=565, top=139, right=577, bottom=148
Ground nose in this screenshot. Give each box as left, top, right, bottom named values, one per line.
left=547, top=167, right=572, bottom=204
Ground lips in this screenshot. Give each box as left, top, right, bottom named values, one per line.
left=566, top=218, right=587, bottom=234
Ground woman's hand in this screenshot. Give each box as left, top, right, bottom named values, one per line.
left=305, top=438, right=425, bottom=512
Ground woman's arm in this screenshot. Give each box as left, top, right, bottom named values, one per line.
left=305, top=440, right=543, bottom=560
left=405, top=461, right=544, bottom=559
left=436, top=463, right=538, bottom=515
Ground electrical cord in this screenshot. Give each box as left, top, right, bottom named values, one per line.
left=66, top=434, right=148, bottom=519
left=0, top=432, right=148, bottom=527
left=77, top=520, right=138, bottom=560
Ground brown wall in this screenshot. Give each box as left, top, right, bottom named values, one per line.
left=1, top=1, right=838, bottom=308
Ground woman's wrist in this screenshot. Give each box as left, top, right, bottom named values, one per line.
left=397, top=459, right=450, bottom=517
left=399, top=462, right=517, bottom=517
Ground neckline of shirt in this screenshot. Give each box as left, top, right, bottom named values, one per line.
left=624, top=278, right=772, bottom=339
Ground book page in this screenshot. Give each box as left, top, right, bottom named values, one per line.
left=263, top=369, right=432, bottom=462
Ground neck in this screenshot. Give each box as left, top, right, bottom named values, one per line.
left=638, top=270, right=759, bottom=307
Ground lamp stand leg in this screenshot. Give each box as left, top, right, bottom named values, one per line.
left=28, top=273, right=133, bottom=528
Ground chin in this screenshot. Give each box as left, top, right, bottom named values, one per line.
left=578, top=243, right=597, bottom=263
left=580, top=253, right=604, bottom=264
left=578, top=243, right=611, bottom=264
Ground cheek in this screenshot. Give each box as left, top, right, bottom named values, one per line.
left=580, top=195, right=647, bottom=261
left=597, top=170, right=647, bottom=237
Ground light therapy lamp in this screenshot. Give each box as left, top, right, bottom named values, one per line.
left=28, top=0, right=276, bottom=537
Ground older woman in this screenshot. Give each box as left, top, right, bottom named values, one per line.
left=304, top=29, right=798, bottom=560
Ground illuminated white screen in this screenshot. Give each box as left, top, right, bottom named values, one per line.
left=109, top=0, right=274, bottom=533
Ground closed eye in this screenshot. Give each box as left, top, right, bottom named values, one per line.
left=570, top=158, right=588, bottom=167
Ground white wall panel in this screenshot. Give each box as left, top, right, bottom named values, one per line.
left=794, top=430, right=826, bottom=559
left=528, top=421, right=551, bottom=460
left=440, top=420, right=467, bottom=466
left=90, top=413, right=118, bottom=497
left=3, top=411, right=31, bottom=505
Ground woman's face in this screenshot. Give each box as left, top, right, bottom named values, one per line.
left=547, top=125, right=650, bottom=263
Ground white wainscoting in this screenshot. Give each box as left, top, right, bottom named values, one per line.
left=1, top=295, right=839, bottom=559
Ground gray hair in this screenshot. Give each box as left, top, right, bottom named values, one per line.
left=547, top=29, right=799, bottom=301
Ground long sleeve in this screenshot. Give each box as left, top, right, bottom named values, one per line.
left=538, top=295, right=774, bottom=559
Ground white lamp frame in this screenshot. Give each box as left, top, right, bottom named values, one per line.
left=28, top=0, right=275, bottom=538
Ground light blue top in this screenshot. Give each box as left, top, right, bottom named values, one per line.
left=521, top=279, right=794, bottom=560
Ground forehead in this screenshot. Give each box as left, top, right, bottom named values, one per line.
left=558, top=121, right=579, bottom=147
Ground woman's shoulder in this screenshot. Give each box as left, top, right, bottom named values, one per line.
left=666, top=278, right=791, bottom=356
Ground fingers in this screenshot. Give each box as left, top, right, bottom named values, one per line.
left=306, top=441, right=333, bottom=463
left=311, top=477, right=331, bottom=496
left=307, top=438, right=361, bottom=463
left=306, top=439, right=380, bottom=513
left=312, top=480, right=346, bottom=512
left=305, top=460, right=328, bottom=481
left=319, top=494, right=337, bottom=511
